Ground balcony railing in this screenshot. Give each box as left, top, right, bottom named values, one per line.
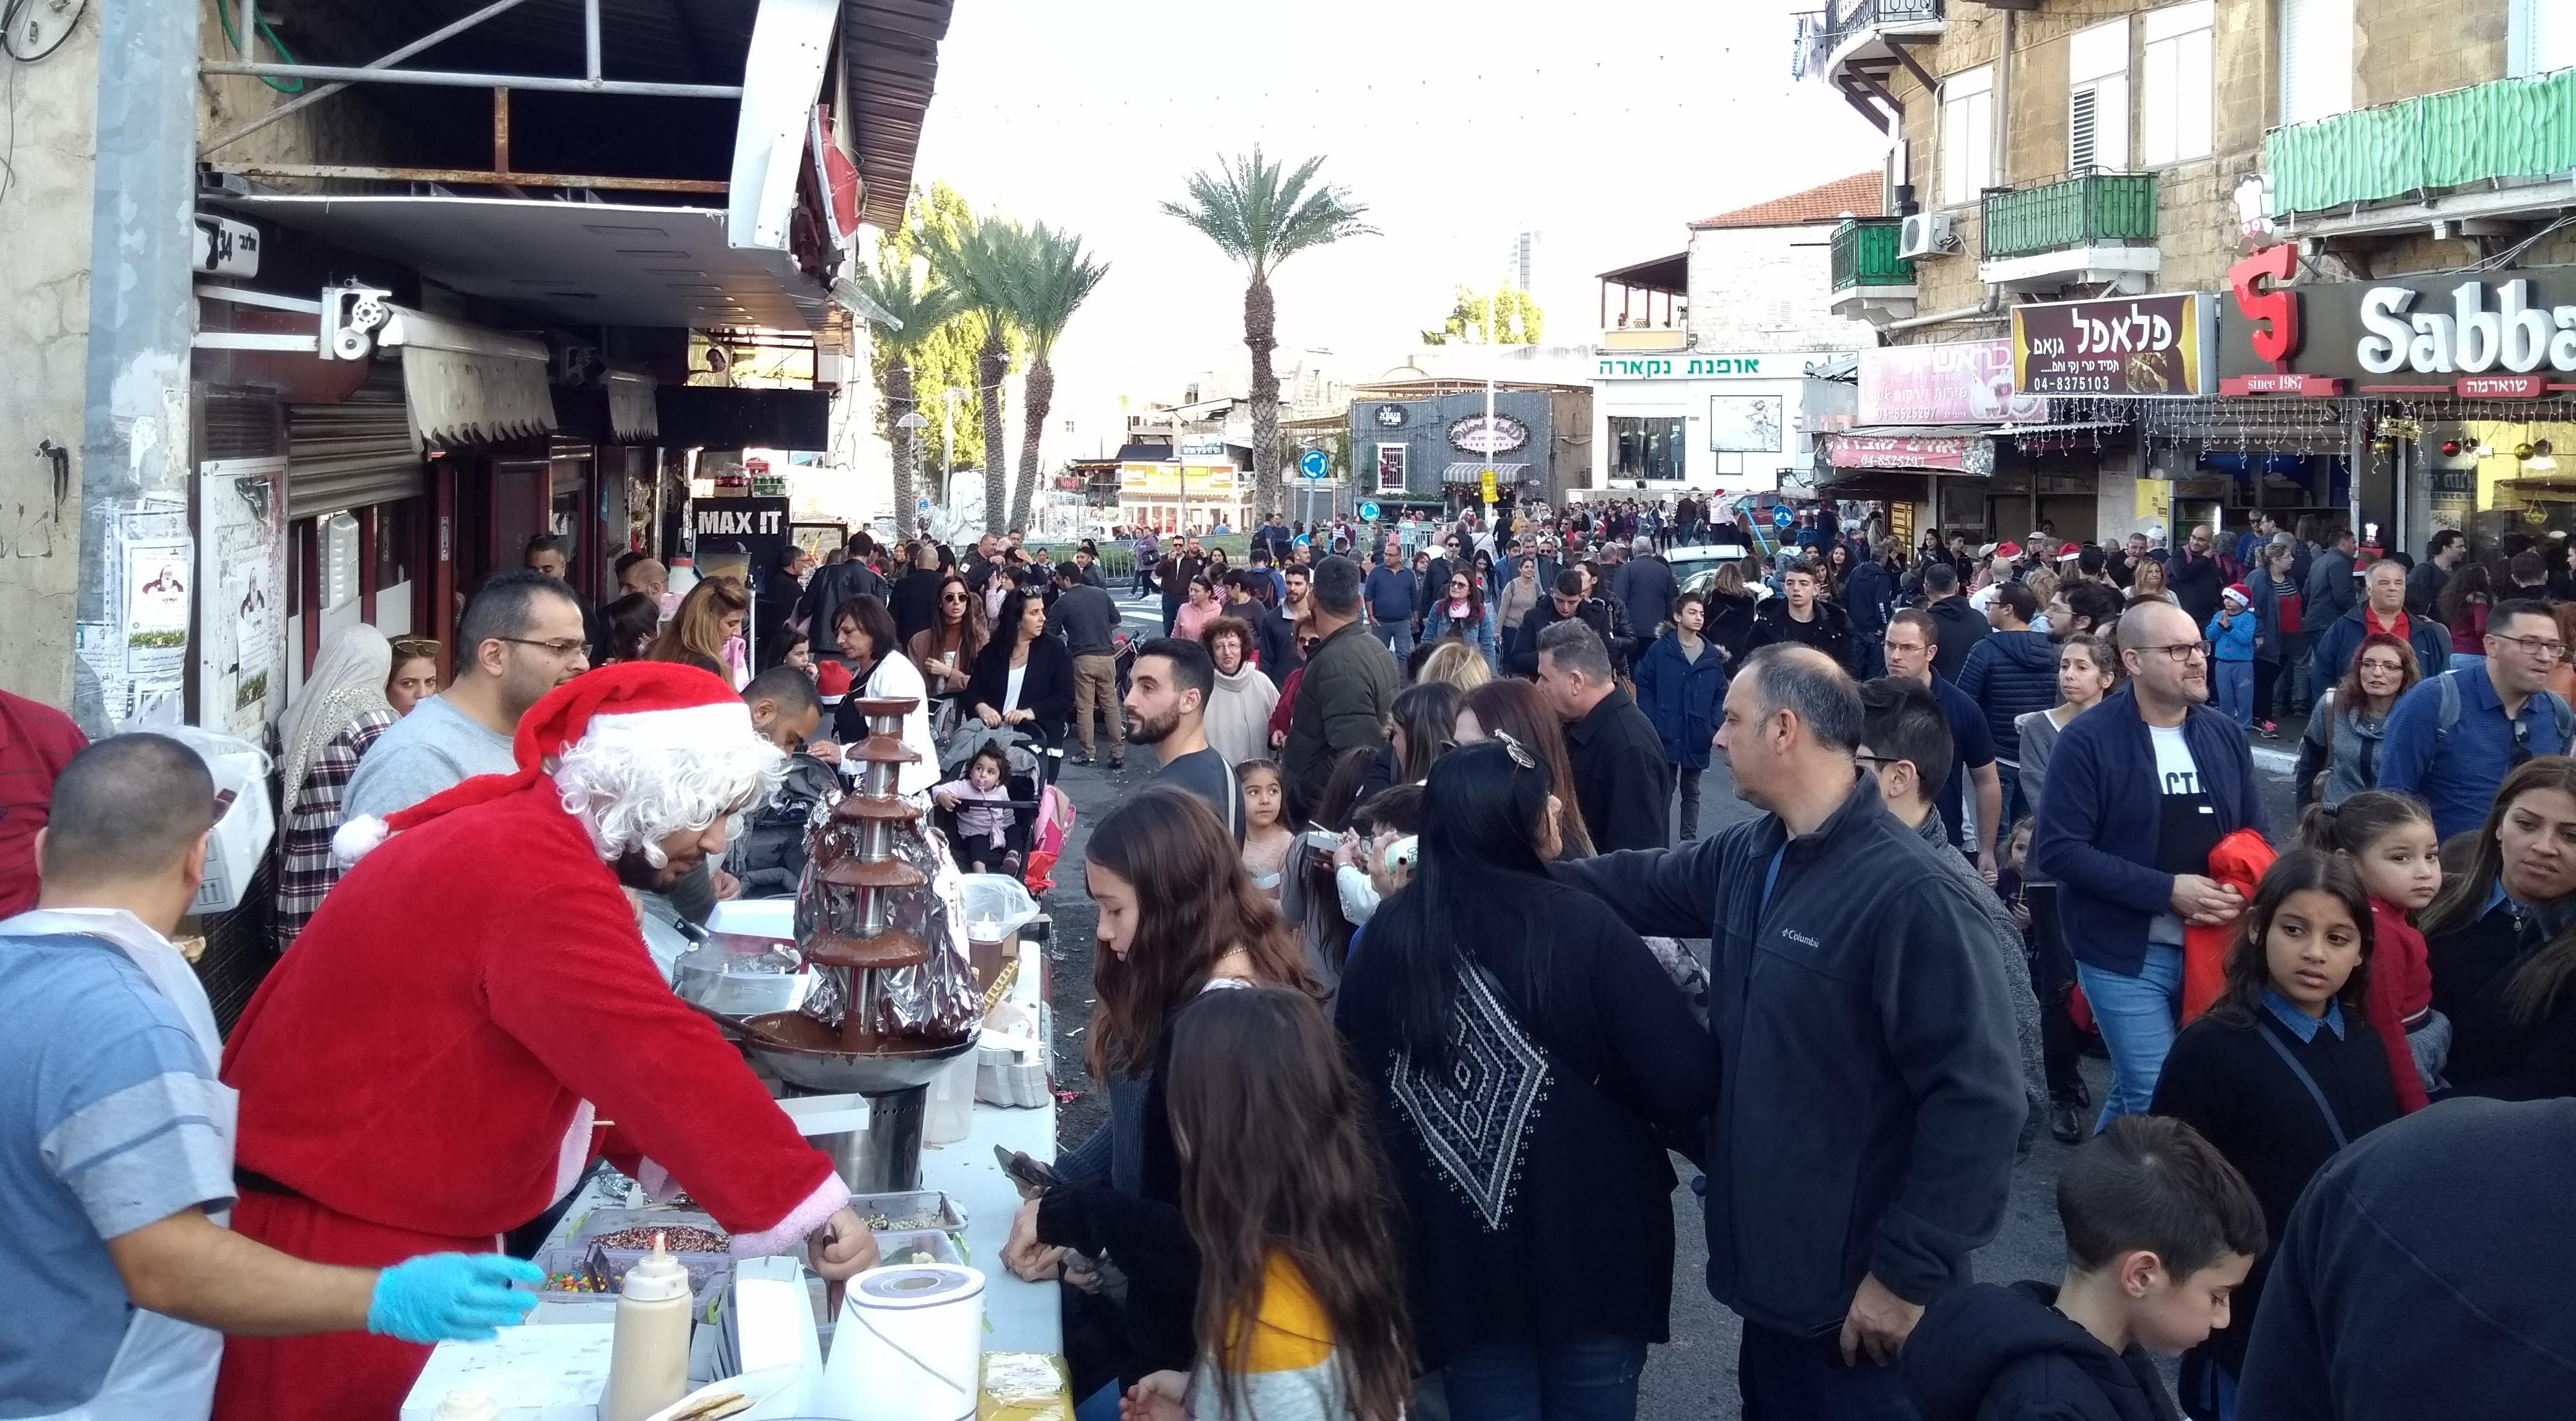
left=1980, top=173, right=2158, bottom=260
left=1831, top=218, right=1915, bottom=289
left=1791, top=0, right=1944, bottom=79
left=2266, top=69, right=2576, bottom=216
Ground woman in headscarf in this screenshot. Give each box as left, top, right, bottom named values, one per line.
left=273, top=625, right=400, bottom=950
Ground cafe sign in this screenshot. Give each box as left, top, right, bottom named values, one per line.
left=1859, top=339, right=2050, bottom=426
left=2010, top=292, right=2215, bottom=398
left=1447, top=413, right=1530, bottom=455
left=2220, top=253, right=2576, bottom=398
left=1827, top=432, right=1996, bottom=475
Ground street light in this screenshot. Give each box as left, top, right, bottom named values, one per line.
left=896, top=409, right=930, bottom=526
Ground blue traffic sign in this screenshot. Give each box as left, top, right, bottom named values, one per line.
left=1359, top=501, right=1382, bottom=522
left=1771, top=505, right=1794, bottom=530
left=1298, top=449, right=1329, bottom=479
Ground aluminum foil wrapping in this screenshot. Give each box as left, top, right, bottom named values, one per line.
left=792, top=792, right=982, bottom=1043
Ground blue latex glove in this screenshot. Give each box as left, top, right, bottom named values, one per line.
left=366, top=1253, right=545, bottom=1344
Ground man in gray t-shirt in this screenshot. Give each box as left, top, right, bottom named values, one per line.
left=346, top=572, right=591, bottom=822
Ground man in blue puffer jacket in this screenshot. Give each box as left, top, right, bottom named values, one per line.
left=1633, top=590, right=1727, bottom=841
left=1842, top=541, right=1897, bottom=680
left=1955, top=582, right=2061, bottom=823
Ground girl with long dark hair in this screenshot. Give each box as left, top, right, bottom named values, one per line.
left=2148, top=849, right=2401, bottom=1416
left=1118, top=987, right=1413, bottom=1421
left=968, top=588, right=1075, bottom=756
left=909, top=571, right=987, bottom=713
left=1334, top=741, right=1716, bottom=1421
left=830, top=593, right=935, bottom=795
left=2421, top=755, right=2576, bottom=1100
left=1005, top=788, right=1317, bottom=1411
left=1454, top=679, right=1594, bottom=857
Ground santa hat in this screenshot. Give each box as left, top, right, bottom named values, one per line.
left=816, top=660, right=853, bottom=703
left=2223, top=583, right=2251, bottom=606
left=334, top=662, right=761, bottom=864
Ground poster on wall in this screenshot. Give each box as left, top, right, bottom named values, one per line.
left=197, top=459, right=287, bottom=739
left=123, top=538, right=194, bottom=680
left=1708, top=395, right=1783, bottom=453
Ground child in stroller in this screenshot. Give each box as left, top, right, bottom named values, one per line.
left=932, top=728, right=1045, bottom=881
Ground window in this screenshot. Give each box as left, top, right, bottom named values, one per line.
left=2280, top=0, right=2353, bottom=126
left=1375, top=444, right=1408, bottom=495
left=1609, top=416, right=1688, bottom=482
left=1938, top=66, right=1996, bottom=206
left=2068, top=19, right=2131, bottom=173
left=2141, top=1, right=2214, bottom=164
left=2512, top=0, right=2576, bottom=76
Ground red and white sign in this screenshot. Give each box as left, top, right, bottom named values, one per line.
left=1858, top=340, right=2049, bottom=427
left=810, top=104, right=862, bottom=248
left=2218, top=372, right=2347, bottom=396
left=1827, top=433, right=1995, bottom=475
left=2456, top=374, right=2551, bottom=399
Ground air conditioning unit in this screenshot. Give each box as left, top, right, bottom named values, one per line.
left=1897, top=212, right=1958, bottom=259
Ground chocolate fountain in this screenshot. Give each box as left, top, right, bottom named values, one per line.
left=740, top=696, right=979, bottom=1189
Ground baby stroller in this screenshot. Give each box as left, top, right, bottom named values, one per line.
left=932, top=724, right=1049, bottom=886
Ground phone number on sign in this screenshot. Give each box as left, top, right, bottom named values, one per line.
left=2026, top=374, right=2115, bottom=393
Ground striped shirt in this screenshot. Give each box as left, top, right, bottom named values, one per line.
left=1189, top=1254, right=1351, bottom=1421
left=275, top=708, right=398, bottom=950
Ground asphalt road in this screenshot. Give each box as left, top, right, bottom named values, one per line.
left=1043, top=593, right=2287, bottom=1416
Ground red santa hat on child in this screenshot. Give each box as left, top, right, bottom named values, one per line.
left=334, top=662, right=778, bottom=865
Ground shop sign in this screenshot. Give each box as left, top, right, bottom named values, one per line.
left=1373, top=403, right=1410, bottom=427
left=1118, top=462, right=1239, bottom=497
left=2011, top=294, right=2215, bottom=398
left=1447, top=413, right=1530, bottom=455
left=1826, top=432, right=1996, bottom=475
left=1594, top=352, right=1785, bottom=380
left=1858, top=339, right=2050, bottom=425
left=2219, top=258, right=2576, bottom=395
left=1178, top=438, right=1229, bottom=458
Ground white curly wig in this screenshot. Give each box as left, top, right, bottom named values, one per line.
left=550, top=711, right=788, bottom=867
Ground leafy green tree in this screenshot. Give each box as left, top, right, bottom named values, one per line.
left=1422, top=284, right=1544, bottom=345
left=846, top=254, right=963, bottom=531
left=927, top=213, right=1036, bottom=535
left=872, top=183, right=1023, bottom=484
left=1163, top=149, right=1374, bottom=523
left=1006, top=224, right=1109, bottom=531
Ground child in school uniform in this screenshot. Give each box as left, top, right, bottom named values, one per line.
left=1906, top=1114, right=2265, bottom=1421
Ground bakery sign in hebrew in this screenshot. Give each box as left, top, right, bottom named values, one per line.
left=2009, top=293, right=2215, bottom=398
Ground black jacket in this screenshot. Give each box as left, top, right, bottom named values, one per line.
left=1957, top=629, right=2061, bottom=764
left=2304, top=545, right=2359, bottom=627
left=1747, top=596, right=1854, bottom=673
left=966, top=632, right=1076, bottom=742
left=1555, top=776, right=2025, bottom=1333
left=1335, top=872, right=1719, bottom=1368
left=1906, top=1281, right=2182, bottom=1421
left=796, top=558, right=889, bottom=632
left=2434, top=899, right=2576, bottom=1101
left=1614, top=554, right=1679, bottom=642
left=1564, top=686, right=1672, bottom=853
left=2167, top=548, right=2224, bottom=626
left=1703, top=589, right=1760, bottom=668
left=1254, top=605, right=1302, bottom=686
left=1844, top=559, right=1897, bottom=642
left=1926, top=595, right=1991, bottom=681
left=2237, top=1097, right=2576, bottom=1421
left=888, top=567, right=948, bottom=647
left=1283, top=619, right=1397, bottom=805
left=1508, top=595, right=1631, bottom=678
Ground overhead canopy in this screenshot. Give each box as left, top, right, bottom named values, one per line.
left=1596, top=252, right=1688, bottom=295
left=1441, top=461, right=1532, bottom=484
left=603, top=366, right=660, bottom=441
left=382, top=308, right=557, bottom=447
left=216, top=195, right=829, bottom=330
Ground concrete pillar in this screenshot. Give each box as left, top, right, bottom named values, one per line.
left=73, top=0, right=203, bottom=733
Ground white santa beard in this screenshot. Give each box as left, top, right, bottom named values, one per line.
left=551, top=714, right=785, bottom=865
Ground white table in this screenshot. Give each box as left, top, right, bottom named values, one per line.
left=920, top=1094, right=1061, bottom=1353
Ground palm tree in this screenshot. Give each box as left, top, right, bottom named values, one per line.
left=848, top=256, right=963, bottom=532
left=1007, top=224, right=1109, bottom=531
left=927, top=214, right=1031, bottom=535
left=1162, top=149, right=1374, bottom=525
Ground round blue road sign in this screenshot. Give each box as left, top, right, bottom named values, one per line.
left=1772, top=505, right=1794, bottom=530
left=1299, top=449, right=1329, bottom=479
left=1359, top=501, right=1382, bottom=522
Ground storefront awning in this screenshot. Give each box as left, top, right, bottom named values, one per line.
left=212, top=194, right=830, bottom=331
left=1441, top=461, right=1532, bottom=484
left=380, top=308, right=555, bottom=448
left=603, top=366, right=660, bottom=442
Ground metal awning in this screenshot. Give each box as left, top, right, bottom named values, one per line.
left=603, top=365, right=659, bottom=441
left=212, top=194, right=828, bottom=330
left=382, top=308, right=557, bottom=447
left=1442, top=461, right=1532, bottom=484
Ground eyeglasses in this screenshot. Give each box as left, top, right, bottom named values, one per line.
left=497, top=636, right=590, bottom=657
left=2491, top=632, right=2569, bottom=661
left=941, top=593, right=969, bottom=605
left=1491, top=730, right=1539, bottom=770
left=2137, top=641, right=2213, bottom=663
left=390, top=637, right=442, bottom=657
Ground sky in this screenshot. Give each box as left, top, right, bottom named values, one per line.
left=907, top=0, right=1889, bottom=463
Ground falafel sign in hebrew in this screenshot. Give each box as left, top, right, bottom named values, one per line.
left=2009, top=292, right=2216, bottom=398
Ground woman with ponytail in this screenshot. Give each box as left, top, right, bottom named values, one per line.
left=2421, top=756, right=2576, bottom=1100
left=2298, top=790, right=2443, bottom=1110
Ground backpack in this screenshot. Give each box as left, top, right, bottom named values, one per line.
left=725, top=753, right=840, bottom=895
left=2433, top=671, right=2575, bottom=753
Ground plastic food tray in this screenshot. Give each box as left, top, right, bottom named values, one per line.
left=569, top=1207, right=735, bottom=1297
left=847, top=1188, right=967, bottom=1233
left=873, top=1226, right=966, bottom=1267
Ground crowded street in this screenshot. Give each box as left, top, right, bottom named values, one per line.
left=11, top=1, right=2576, bottom=1420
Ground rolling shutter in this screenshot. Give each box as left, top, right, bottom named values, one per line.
left=286, top=366, right=425, bottom=521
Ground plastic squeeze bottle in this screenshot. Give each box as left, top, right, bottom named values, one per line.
left=431, top=1390, right=499, bottom=1421
left=599, top=1233, right=693, bottom=1421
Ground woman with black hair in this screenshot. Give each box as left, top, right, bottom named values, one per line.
left=1335, top=738, right=1717, bottom=1421
left=2422, top=755, right=2576, bottom=1101
left=967, top=588, right=1075, bottom=761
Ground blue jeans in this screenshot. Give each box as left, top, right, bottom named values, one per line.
left=2214, top=658, right=2253, bottom=725
left=1737, top=1322, right=1919, bottom=1421
left=2077, top=943, right=2185, bottom=1129
left=1372, top=621, right=1414, bottom=660
left=1444, top=1335, right=1649, bottom=1421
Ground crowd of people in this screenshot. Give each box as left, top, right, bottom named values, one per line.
left=7, top=502, right=2576, bottom=1421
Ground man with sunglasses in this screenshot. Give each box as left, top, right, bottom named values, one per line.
left=2031, top=600, right=2266, bottom=1129
left=346, top=571, right=590, bottom=824
left=2378, top=598, right=2576, bottom=841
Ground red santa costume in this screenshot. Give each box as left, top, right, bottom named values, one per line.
left=213, top=663, right=852, bottom=1421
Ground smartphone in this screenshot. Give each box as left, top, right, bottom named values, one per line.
left=996, top=1145, right=1059, bottom=1192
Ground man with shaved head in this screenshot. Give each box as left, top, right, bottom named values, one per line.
left=1555, top=644, right=2025, bottom=1412
left=2032, top=598, right=2266, bottom=1132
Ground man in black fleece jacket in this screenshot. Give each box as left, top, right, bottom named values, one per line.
left=1556, top=644, right=2024, bottom=1414
left=1955, top=582, right=2061, bottom=818
left=2237, top=1096, right=2576, bottom=1420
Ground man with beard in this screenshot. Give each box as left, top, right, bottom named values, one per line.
left=346, top=572, right=590, bottom=821
left=1123, top=637, right=1243, bottom=842
left=212, top=665, right=879, bottom=1421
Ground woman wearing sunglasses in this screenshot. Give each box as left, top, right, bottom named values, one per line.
left=909, top=572, right=987, bottom=730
